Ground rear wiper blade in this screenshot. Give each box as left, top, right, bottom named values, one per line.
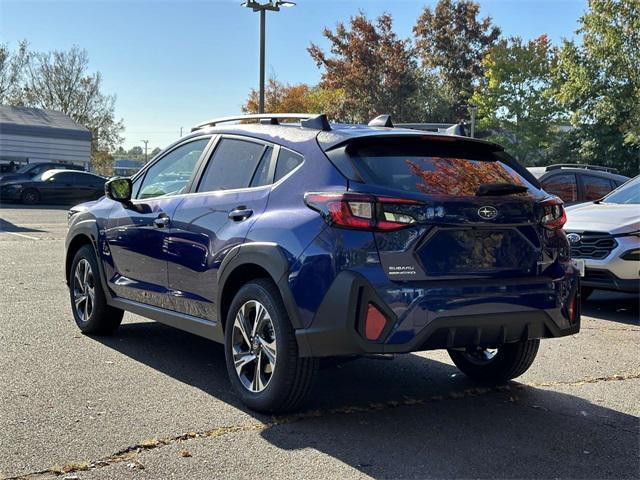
left=476, top=183, right=528, bottom=196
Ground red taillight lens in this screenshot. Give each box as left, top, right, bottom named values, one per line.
left=304, top=192, right=420, bottom=231
left=539, top=197, right=566, bottom=230
left=365, top=303, right=387, bottom=340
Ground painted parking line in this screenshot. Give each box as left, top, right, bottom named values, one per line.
left=1, top=231, right=40, bottom=240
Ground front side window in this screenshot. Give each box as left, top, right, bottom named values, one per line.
left=198, top=138, right=267, bottom=192
left=137, top=138, right=209, bottom=199
left=541, top=173, right=578, bottom=203
left=582, top=175, right=613, bottom=200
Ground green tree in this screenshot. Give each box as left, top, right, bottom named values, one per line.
left=471, top=35, right=562, bottom=165
left=242, top=76, right=345, bottom=117
left=414, top=0, right=501, bottom=120
left=554, top=0, right=640, bottom=176
left=308, top=13, right=422, bottom=123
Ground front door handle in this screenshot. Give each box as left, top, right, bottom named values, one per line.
left=228, top=207, right=253, bottom=221
left=153, top=214, right=170, bottom=228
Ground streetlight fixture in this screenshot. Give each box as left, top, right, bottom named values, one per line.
left=241, top=1, right=296, bottom=113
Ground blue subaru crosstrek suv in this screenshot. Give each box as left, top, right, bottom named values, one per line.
left=65, top=113, right=580, bottom=412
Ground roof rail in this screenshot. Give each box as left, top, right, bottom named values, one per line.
left=191, top=113, right=325, bottom=132
left=545, top=163, right=620, bottom=174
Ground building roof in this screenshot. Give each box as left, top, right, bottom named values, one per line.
left=0, top=105, right=92, bottom=141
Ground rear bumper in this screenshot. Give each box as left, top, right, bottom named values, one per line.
left=582, top=268, right=639, bottom=293
left=296, top=269, right=580, bottom=357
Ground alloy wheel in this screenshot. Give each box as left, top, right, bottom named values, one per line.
left=231, top=300, right=277, bottom=393
left=73, top=259, right=95, bottom=323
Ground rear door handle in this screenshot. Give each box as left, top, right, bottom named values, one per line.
left=228, top=207, right=253, bottom=221
left=153, top=214, right=170, bottom=228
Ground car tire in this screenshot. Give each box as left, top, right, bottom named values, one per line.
left=21, top=189, right=40, bottom=205
left=448, top=339, right=540, bottom=383
left=581, top=287, right=594, bottom=301
left=69, top=245, right=124, bottom=335
left=224, top=279, right=318, bottom=413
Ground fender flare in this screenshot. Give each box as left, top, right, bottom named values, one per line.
left=217, top=242, right=303, bottom=330
left=65, top=218, right=113, bottom=301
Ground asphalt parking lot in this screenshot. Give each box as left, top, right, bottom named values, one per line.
left=1, top=205, right=638, bottom=480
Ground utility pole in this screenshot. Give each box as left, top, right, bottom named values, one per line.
left=180, top=127, right=184, bottom=137
left=468, top=104, right=478, bottom=138
left=241, top=1, right=296, bottom=113
left=141, top=140, right=149, bottom=162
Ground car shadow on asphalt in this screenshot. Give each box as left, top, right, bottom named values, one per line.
left=0, top=202, right=70, bottom=210
left=0, top=217, right=45, bottom=233
left=95, top=320, right=638, bottom=479
left=582, top=291, right=639, bottom=326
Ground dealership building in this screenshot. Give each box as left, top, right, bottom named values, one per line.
left=0, top=105, right=92, bottom=170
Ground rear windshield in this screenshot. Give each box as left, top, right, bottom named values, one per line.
left=345, top=138, right=535, bottom=196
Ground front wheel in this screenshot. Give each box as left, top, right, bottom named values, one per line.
left=224, top=279, right=318, bottom=413
left=21, top=189, right=40, bottom=205
left=69, top=245, right=124, bottom=335
left=448, top=339, right=540, bottom=383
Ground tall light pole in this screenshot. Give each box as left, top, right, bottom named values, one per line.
left=241, top=1, right=296, bottom=113
left=141, top=139, right=149, bottom=162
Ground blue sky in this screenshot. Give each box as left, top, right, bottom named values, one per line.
left=1, top=0, right=587, bottom=150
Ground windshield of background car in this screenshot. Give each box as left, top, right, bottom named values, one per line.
left=346, top=138, right=536, bottom=196
left=602, top=177, right=640, bottom=204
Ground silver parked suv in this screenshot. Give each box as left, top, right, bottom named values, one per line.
left=565, top=176, right=640, bottom=298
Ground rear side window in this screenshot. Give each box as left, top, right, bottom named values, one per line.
left=250, top=146, right=273, bottom=187
left=198, top=138, right=266, bottom=192
left=344, top=138, right=534, bottom=196
left=275, top=149, right=303, bottom=182
left=541, top=173, right=577, bottom=203
left=582, top=175, right=613, bottom=200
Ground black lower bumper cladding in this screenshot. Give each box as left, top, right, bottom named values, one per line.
left=295, top=270, right=579, bottom=357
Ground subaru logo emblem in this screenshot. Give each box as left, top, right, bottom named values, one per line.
left=477, top=206, right=498, bottom=220
left=567, top=233, right=581, bottom=244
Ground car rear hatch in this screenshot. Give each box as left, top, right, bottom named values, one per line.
left=320, top=134, right=560, bottom=281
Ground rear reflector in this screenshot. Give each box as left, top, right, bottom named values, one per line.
left=365, top=303, right=387, bottom=340
left=568, top=295, right=577, bottom=323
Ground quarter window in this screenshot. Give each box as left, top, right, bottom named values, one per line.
left=137, top=139, right=209, bottom=199
left=198, top=138, right=267, bottom=192
left=541, top=173, right=578, bottom=203
left=275, top=149, right=303, bottom=182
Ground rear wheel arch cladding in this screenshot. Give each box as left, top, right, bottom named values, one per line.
left=217, top=244, right=304, bottom=331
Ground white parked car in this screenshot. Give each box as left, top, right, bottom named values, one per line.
left=564, top=176, right=640, bottom=298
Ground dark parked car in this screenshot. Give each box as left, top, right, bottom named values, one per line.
left=65, top=113, right=580, bottom=413
left=1, top=169, right=106, bottom=205
left=527, top=164, right=628, bottom=205
left=0, top=162, right=84, bottom=185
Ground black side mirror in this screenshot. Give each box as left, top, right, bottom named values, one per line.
left=105, top=177, right=132, bottom=203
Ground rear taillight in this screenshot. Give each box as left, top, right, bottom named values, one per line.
left=304, top=192, right=420, bottom=231
left=539, top=197, right=566, bottom=230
